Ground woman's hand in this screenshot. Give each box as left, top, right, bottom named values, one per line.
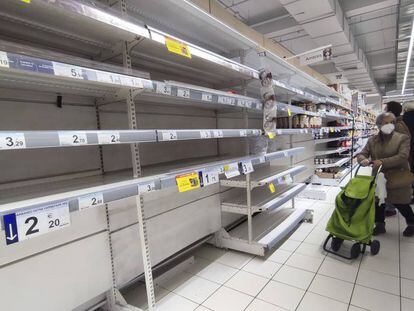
left=372, top=160, right=383, bottom=169
left=361, top=159, right=370, bottom=166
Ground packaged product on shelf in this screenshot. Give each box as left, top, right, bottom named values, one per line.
left=259, top=69, right=277, bottom=135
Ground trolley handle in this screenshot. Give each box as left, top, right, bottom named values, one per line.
left=354, top=162, right=383, bottom=181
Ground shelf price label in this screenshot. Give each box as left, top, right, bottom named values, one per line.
left=268, top=183, right=276, bottom=193
left=213, top=130, right=223, bottom=138
left=199, top=170, right=219, bottom=187
left=0, top=133, right=26, bottom=150
left=218, top=96, right=235, bottom=105
left=177, top=88, right=190, bottom=98
left=176, top=172, right=200, bottom=192
left=156, top=82, right=172, bottom=95
left=240, top=161, right=254, bottom=175
left=138, top=181, right=156, bottom=194
left=224, top=163, right=240, bottom=178
left=53, top=62, right=84, bottom=80
left=287, top=108, right=292, bottom=117
left=97, top=131, right=121, bottom=144
left=240, top=130, right=247, bottom=137
left=98, top=132, right=121, bottom=145
left=165, top=37, right=192, bottom=59
left=202, top=93, right=212, bottom=101
left=200, top=130, right=211, bottom=139
left=3, top=201, right=70, bottom=245
left=59, top=132, right=88, bottom=146
left=0, top=51, right=9, bottom=68
left=78, top=192, right=104, bottom=211
left=160, top=130, right=177, bottom=141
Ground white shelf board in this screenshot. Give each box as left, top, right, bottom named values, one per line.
left=315, top=147, right=351, bottom=156
left=228, top=206, right=308, bottom=250
left=315, top=157, right=351, bottom=169
left=221, top=183, right=306, bottom=214
left=314, top=136, right=351, bottom=144
left=220, top=165, right=306, bottom=189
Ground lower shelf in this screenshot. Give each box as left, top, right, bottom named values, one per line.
left=221, top=183, right=306, bottom=214
left=216, top=207, right=312, bottom=256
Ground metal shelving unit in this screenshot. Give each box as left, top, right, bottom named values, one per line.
left=315, top=157, right=351, bottom=169
left=0, top=1, right=356, bottom=310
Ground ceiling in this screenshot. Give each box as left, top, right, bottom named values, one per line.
left=218, top=0, right=409, bottom=97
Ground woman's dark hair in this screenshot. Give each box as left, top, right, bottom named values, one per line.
left=386, top=101, right=402, bottom=117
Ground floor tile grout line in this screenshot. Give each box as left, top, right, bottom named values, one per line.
left=242, top=202, right=331, bottom=311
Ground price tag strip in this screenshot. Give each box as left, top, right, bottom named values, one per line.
left=160, top=130, right=177, bottom=141
left=3, top=201, right=70, bottom=245
left=177, top=88, right=190, bottom=98
left=213, top=130, right=223, bottom=138
left=200, top=130, right=211, bottom=139
left=97, top=131, right=121, bottom=144
left=59, top=132, right=88, bottom=146
left=138, top=181, right=156, bottom=194
left=199, top=170, right=219, bottom=187
left=0, top=133, right=26, bottom=150
left=240, top=160, right=254, bottom=175
left=78, top=192, right=104, bottom=211
left=0, top=51, right=9, bottom=68
left=201, top=93, right=212, bottom=101
left=224, top=163, right=240, bottom=179
left=156, top=82, right=172, bottom=95
left=176, top=172, right=200, bottom=192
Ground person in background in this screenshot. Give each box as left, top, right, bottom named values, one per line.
left=386, top=101, right=410, bottom=137
left=358, top=112, right=414, bottom=236
left=403, top=101, right=414, bottom=172
left=383, top=101, right=411, bottom=216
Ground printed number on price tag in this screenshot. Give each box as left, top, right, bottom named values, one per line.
left=200, top=130, right=211, bottom=139
left=138, top=181, right=156, bottom=194
left=3, top=201, right=70, bottom=245
left=78, top=193, right=104, bottom=211
left=53, top=62, right=84, bottom=80
left=202, top=93, right=212, bottom=101
left=59, top=132, right=88, bottom=146
left=200, top=170, right=219, bottom=187
left=97, top=132, right=120, bottom=144
left=213, top=130, right=223, bottom=138
left=156, top=82, right=172, bottom=95
left=0, top=51, right=9, bottom=68
left=0, top=133, right=26, bottom=150
left=240, top=161, right=254, bottom=174
left=161, top=130, right=177, bottom=141
left=177, top=88, right=190, bottom=98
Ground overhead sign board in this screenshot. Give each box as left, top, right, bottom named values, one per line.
left=300, top=47, right=332, bottom=66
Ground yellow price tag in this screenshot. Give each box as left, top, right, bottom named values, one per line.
left=287, top=108, right=292, bottom=117
left=165, top=37, right=191, bottom=59
left=21, top=0, right=31, bottom=2
left=268, top=183, right=276, bottom=193
left=267, top=132, right=275, bottom=139
left=224, top=165, right=230, bottom=171
left=176, top=172, right=200, bottom=192
left=330, top=127, right=334, bottom=133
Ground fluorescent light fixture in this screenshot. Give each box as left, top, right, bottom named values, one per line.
left=383, top=93, right=414, bottom=99
left=402, top=18, right=414, bottom=95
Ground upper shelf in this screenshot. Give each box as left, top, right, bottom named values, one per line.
left=0, top=0, right=345, bottom=104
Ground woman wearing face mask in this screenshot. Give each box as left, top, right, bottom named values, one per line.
left=357, top=112, right=414, bottom=236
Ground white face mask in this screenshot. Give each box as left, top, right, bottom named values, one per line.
left=380, top=123, right=395, bottom=135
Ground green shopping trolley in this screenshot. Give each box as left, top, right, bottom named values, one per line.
left=323, top=164, right=381, bottom=259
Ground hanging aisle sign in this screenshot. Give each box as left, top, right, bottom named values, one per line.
left=165, top=37, right=192, bottom=59
left=299, top=47, right=332, bottom=66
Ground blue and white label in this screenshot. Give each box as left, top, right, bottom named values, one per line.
left=3, top=201, right=70, bottom=245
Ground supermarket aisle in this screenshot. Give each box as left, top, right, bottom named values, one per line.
left=125, top=186, right=414, bottom=311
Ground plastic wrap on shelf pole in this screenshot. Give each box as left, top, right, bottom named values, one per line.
left=259, top=69, right=277, bottom=138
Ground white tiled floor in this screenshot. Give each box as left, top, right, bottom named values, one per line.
left=128, top=186, right=414, bottom=310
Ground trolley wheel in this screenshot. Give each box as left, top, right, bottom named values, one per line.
left=370, top=240, right=380, bottom=256
left=351, top=243, right=361, bottom=259
left=331, top=237, right=343, bottom=252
